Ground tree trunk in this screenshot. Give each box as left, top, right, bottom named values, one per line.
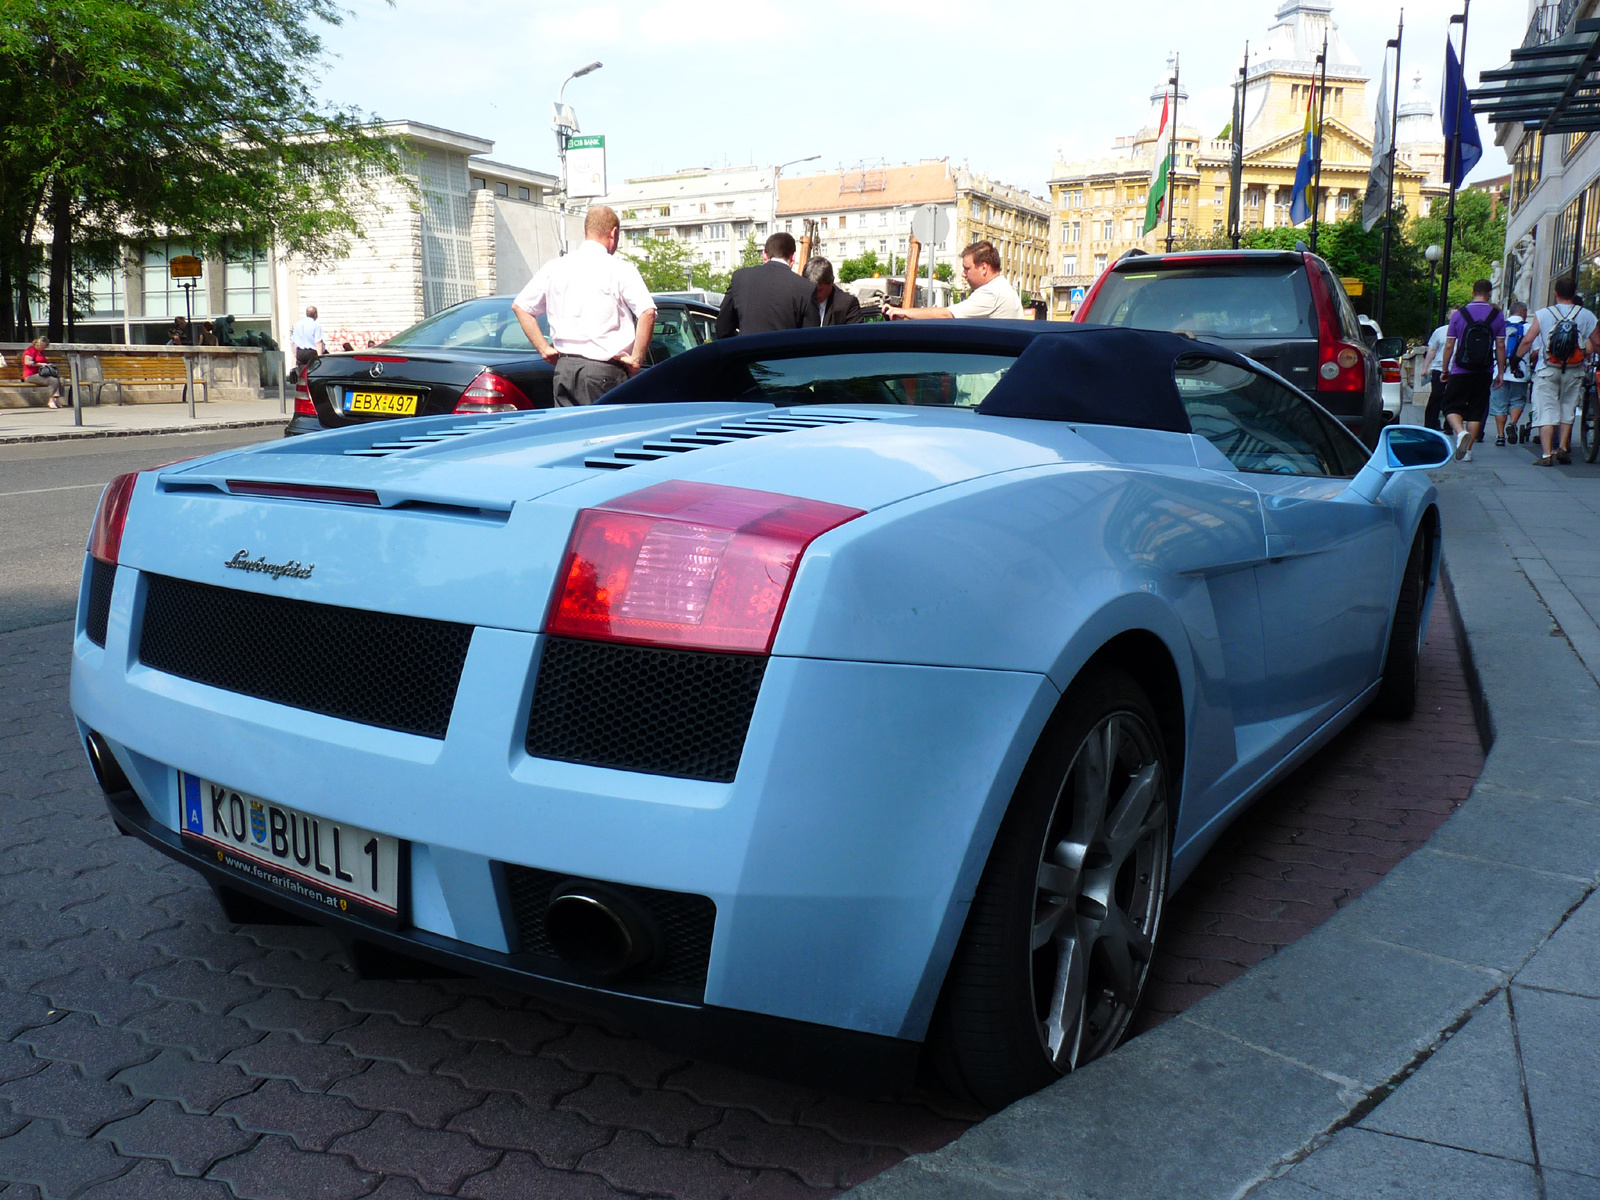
left=47, top=179, right=71, bottom=342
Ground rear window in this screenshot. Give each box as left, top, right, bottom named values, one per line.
left=383, top=299, right=547, bottom=350
left=1089, top=263, right=1316, bottom=339
left=729, top=351, right=1018, bottom=407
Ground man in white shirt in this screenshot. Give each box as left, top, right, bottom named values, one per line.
left=513, top=206, right=656, bottom=406
left=290, top=306, right=327, bottom=369
left=886, top=241, right=1024, bottom=321
left=1418, top=307, right=1457, bottom=431
left=1515, top=275, right=1598, bottom=465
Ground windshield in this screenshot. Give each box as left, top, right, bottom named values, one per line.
left=725, top=351, right=1018, bottom=407
left=382, top=298, right=548, bottom=350
left=1091, top=263, right=1315, bottom=339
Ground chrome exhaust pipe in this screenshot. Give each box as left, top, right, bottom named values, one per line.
left=84, top=731, right=132, bottom=795
left=544, top=883, right=660, bottom=979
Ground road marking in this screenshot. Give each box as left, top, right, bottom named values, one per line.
left=0, top=483, right=106, bottom=498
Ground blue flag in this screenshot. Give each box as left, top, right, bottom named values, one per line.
left=1441, top=38, right=1482, bottom=186
left=1289, top=79, right=1319, bottom=226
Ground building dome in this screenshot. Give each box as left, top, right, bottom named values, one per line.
left=1396, top=69, right=1439, bottom=144
left=1131, top=56, right=1193, bottom=151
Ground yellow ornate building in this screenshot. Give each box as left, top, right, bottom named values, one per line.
left=1044, top=1, right=1447, bottom=319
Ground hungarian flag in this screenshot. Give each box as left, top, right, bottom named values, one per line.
left=1143, top=94, right=1170, bottom=235
left=1290, top=78, right=1320, bottom=225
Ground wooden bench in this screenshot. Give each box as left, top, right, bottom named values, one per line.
left=0, top=355, right=76, bottom=406
left=96, top=354, right=208, bottom=406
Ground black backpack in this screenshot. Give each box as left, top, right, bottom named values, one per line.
left=1546, top=306, right=1585, bottom=367
left=1455, top=306, right=1499, bottom=372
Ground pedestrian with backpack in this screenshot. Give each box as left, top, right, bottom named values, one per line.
left=1440, top=278, right=1507, bottom=461
left=1490, top=302, right=1531, bottom=446
left=1515, top=275, right=1597, bottom=466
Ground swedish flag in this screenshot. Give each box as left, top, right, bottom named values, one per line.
left=1289, top=80, right=1319, bottom=226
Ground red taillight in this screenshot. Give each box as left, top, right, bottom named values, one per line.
left=1305, top=257, right=1367, bottom=394
left=227, top=481, right=381, bottom=506
left=546, top=481, right=865, bottom=654
left=294, top=376, right=316, bottom=416
left=1381, top=360, right=1402, bottom=384
left=89, top=473, right=139, bottom=565
left=354, top=355, right=408, bottom=363
left=455, top=370, right=533, bottom=414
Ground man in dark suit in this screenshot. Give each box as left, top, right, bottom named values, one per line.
left=715, top=232, right=816, bottom=337
left=802, top=257, right=863, bottom=327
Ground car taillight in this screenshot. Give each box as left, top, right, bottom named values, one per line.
left=1305, top=256, right=1366, bottom=394
left=293, top=377, right=316, bottom=416
left=455, top=370, right=533, bottom=414
left=89, top=473, right=139, bottom=565
left=1381, top=359, right=1402, bottom=384
left=546, top=481, right=865, bottom=654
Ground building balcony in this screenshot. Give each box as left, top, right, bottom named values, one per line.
left=1523, top=0, right=1583, bottom=49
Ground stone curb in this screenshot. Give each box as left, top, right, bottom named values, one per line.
left=846, top=476, right=1600, bottom=1200
left=0, top=416, right=289, bottom=446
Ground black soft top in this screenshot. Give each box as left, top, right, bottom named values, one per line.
left=601, top=321, right=1258, bottom=435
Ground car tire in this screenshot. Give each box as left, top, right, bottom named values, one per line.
left=930, top=668, right=1172, bottom=1111
left=1374, top=527, right=1430, bottom=720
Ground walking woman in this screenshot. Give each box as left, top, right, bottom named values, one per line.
left=22, top=337, right=62, bottom=409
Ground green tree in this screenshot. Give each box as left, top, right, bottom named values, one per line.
left=1, top=0, right=401, bottom=339
left=735, top=236, right=762, bottom=270
left=1411, top=188, right=1506, bottom=312
left=624, top=236, right=694, bottom=291
left=934, top=262, right=954, bottom=283
left=838, top=251, right=882, bottom=283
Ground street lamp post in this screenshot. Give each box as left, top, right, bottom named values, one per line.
left=553, top=61, right=603, bottom=254
left=772, top=155, right=820, bottom=262
left=1426, top=243, right=1443, bottom=320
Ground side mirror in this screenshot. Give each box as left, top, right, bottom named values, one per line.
left=1373, top=335, right=1405, bottom=359
left=1349, top=424, right=1453, bottom=501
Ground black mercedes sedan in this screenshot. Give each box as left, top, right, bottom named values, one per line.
left=286, top=294, right=719, bottom=436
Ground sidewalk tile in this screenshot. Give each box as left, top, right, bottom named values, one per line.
left=1510, top=985, right=1600, bottom=1178
left=1546, top=1169, right=1600, bottom=1200
left=1516, top=891, right=1600, bottom=1000
left=1272, top=1127, right=1537, bottom=1199
left=1358, top=990, right=1533, bottom=1163
left=204, top=1133, right=378, bottom=1200
left=96, top=1099, right=256, bottom=1175
left=218, top=1079, right=373, bottom=1151
left=80, top=1156, right=237, bottom=1200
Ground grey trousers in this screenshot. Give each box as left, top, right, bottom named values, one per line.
left=553, top=356, right=629, bottom=406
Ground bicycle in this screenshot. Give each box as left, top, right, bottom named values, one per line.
left=1581, top=354, right=1600, bottom=463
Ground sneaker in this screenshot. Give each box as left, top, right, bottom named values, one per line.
left=1558, top=450, right=1573, bottom=465
left=1462, top=449, right=1474, bottom=462
left=1495, top=435, right=1507, bottom=447
left=1533, top=455, right=1555, bottom=467
left=1454, top=430, right=1471, bottom=460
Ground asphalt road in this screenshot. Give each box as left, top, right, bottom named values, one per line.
left=0, top=430, right=280, bottom=636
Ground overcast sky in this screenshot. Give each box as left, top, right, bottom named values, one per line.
left=315, top=0, right=1519, bottom=195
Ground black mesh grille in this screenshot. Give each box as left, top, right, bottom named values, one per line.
left=86, top=558, right=115, bottom=647
left=138, top=574, right=472, bottom=738
left=503, top=864, right=716, bottom=998
left=525, top=637, right=766, bottom=782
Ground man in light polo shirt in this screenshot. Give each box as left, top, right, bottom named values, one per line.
left=886, top=240, right=1024, bottom=321
left=512, top=206, right=656, bottom=406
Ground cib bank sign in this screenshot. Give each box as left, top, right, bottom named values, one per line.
left=567, top=135, right=606, bottom=199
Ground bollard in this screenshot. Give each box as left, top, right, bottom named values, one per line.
left=68, top=353, right=83, bottom=427
left=277, top=353, right=285, bottom=414
left=185, top=353, right=196, bottom=419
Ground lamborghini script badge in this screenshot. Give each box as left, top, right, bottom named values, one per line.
left=224, top=551, right=314, bottom=581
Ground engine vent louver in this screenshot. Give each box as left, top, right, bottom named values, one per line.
left=581, top=413, right=879, bottom=470
left=342, top=412, right=543, bottom=458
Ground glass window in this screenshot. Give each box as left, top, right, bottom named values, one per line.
left=382, top=297, right=547, bottom=349
left=518, top=186, right=531, bottom=201
left=224, top=238, right=271, bottom=316
left=1090, top=262, right=1315, bottom=338
left=472, top=176, right=487, bottom=190
left=141, top=240, right=209, bottom=319
left=648, top=308, right=701, bottom=361
left=1175, top=356, right=1363, bottom=476
left=82, top=267, right=123, bottom=318
left=494, top=181, right=509, bottom=196
left=721, top=351, right=1019, bottom=408
left=689, top=312, right=716, bottom=343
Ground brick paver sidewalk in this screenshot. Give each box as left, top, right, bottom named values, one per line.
left=0, top=595, right=1481, bottom=1199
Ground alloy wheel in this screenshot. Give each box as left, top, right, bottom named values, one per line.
left=1030, top=710, right=1169, bottom=1070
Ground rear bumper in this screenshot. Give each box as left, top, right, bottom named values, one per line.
left=99, top=785, right=920, bottom=1092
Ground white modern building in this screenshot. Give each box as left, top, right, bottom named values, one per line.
left=56, top=121, right=560, bottom=351
left=607, top=166, right=776, bottom=276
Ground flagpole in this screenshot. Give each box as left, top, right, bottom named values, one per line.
left=1230, top=43, right=1248, bottom=249
left=1377, top=12, right=1404, bottom=327
left=1310, top=29, right=1329, bottom=252
left=1439, top=0, right=1470, bottom=327
left=1166, top=54, right=1180, bottom=253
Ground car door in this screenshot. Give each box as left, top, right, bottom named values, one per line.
left=1177, top=355, right=1395, bottom=756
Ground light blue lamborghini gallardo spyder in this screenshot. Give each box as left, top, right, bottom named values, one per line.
left=69, top=323, right=1452, bottom=1108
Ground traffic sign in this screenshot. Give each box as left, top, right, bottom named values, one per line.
left=567, top=135, right=607, bottom=199
left=168, top=255, right=202, bottom=279
left=910, top=204, right=950, bottom=248
left=1070, top=287, right=1086, bottom=305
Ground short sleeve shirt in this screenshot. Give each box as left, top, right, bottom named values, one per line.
left=20, top=345, right=46, bottom=379
left=514, top=240, right=656, bottom=360
left=1445, top=302, right=1507, bottom=375
left=1532, top=304, right=1598, bottom=362
left=949, top=275, right=1024, bottom=320
left=291, top=318, right=325, bottom=351
left=1426, top=325, right=1449, bottom=364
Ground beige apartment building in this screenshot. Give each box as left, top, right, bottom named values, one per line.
left=1044, top=1, right=1446, bottom=319
left=777, top=161, right=1049, bottom=299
